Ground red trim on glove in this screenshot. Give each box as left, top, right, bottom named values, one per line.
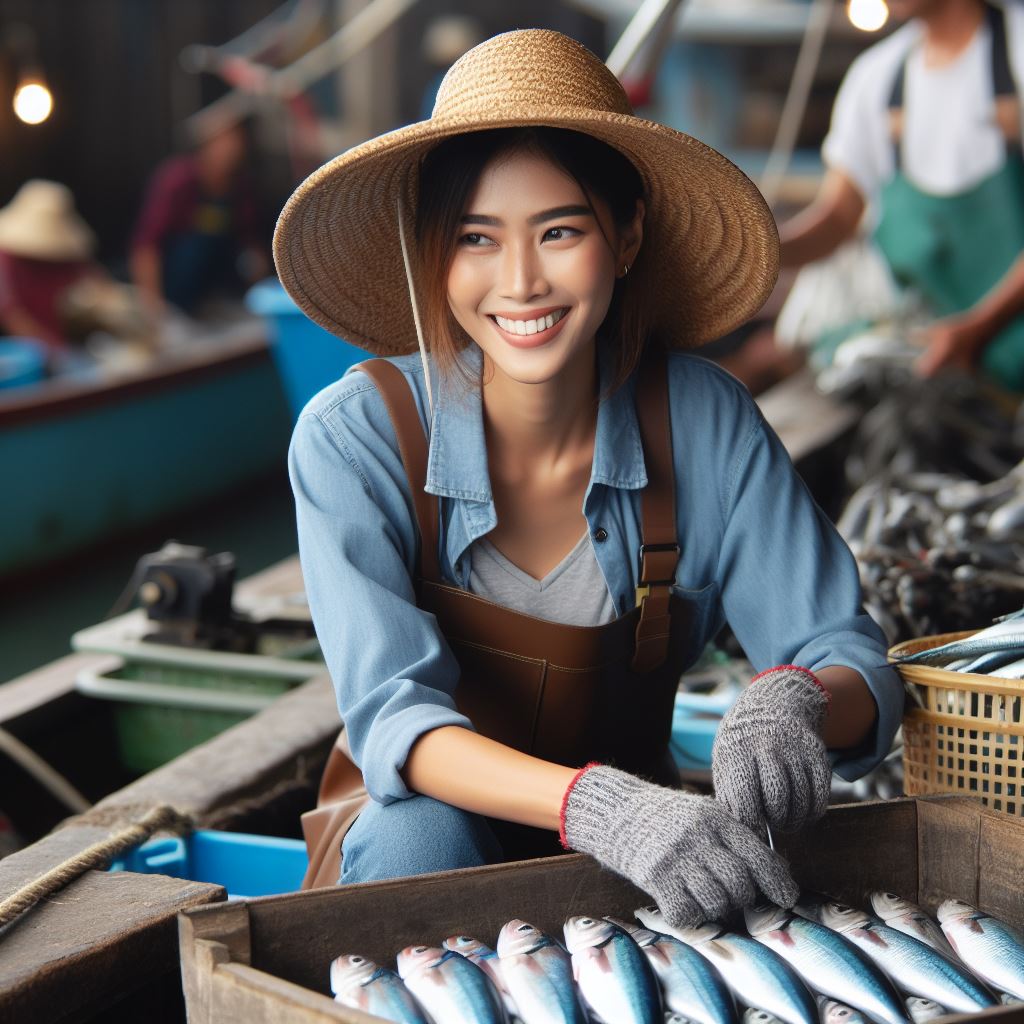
left=559, top=761, right=602, bottom=850
left=751, top=664, right=832, bottom=706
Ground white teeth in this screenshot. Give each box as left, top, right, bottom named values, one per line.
left=494, top=309, right=566, bottom=335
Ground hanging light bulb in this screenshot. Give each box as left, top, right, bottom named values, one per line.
left=13, top=78, right=53, bottom=125
left=847, top=0, right=889, bottom=32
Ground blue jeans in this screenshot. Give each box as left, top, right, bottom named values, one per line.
left=340, top=795, right=505, bottom=884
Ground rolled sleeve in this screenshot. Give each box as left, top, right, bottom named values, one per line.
left=716, top=400, right=902, bottom=781
left=288, top=392, right=473, bottom=804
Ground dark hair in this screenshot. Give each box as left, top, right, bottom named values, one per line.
left=415, top=126, right=653, bottom=392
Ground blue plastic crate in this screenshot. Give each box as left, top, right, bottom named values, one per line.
left=670, top=689, right=735, bottom=771
left=246, top=278, right=366, bottom=422
left=109, top=829, right=308, bottom=899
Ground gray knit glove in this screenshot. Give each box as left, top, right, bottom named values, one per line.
left=561, top=765, right=799, bottom=927
left=712, top=666, right=831, bottom=833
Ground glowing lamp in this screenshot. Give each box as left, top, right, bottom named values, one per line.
left=13, top=80, right=53, bottom=125
left=847, top=0, right=889, bottom=32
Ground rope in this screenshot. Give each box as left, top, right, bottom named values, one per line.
left=0, top=804, right=193, bottom=932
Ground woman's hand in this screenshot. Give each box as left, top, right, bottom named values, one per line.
left=712, top=666, right=831, bottom=833
left=561, top=764, right=798, bottom=927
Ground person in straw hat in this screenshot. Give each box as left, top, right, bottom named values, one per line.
left=280, top=30, right=901, bottom=924
left=0, top=179, right=102, bottom=358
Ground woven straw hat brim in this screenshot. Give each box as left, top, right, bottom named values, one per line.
left=0, top=216, right=94, bottom=262
left=274, top=108, right=779, bottom=357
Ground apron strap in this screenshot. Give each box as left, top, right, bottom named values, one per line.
left=632, top=347, right=680, bottom=672
left=888, top=3, right=1020, bottom=167
left=357, top=359, right=442, bottom=583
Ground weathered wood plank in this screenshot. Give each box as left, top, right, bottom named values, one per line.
left=0, top=868, right=222, bottom=1021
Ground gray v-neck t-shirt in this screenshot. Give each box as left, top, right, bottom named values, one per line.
left=467, top=531, right=618, bottom=627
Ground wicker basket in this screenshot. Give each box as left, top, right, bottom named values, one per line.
left=892, top=630, right=1024, bottom=815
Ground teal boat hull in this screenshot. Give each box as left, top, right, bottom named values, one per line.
left=0, top=330, right=291, bottom=578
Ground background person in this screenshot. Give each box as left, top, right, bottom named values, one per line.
left=779, top=0, right=1024, bottom=388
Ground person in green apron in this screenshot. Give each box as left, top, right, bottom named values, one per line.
left=780, top=0, right=1024, bottom=389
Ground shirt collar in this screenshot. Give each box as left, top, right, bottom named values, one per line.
left=424, top=343, right=648, bottom=501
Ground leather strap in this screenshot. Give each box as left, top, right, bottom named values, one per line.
left=357, top=360, right=441, bottom=582
left=361, top=352, right=680, bottom=671
left=632, top=348, right=680, bottom=672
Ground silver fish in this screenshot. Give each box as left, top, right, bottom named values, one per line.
left=495, top=920, right=585, bottom=1024
left=868, top=893, right=959, bottom=962
left=893, top=617, right=1024, bottom=665
left=564, top=915, right=662, bottom=1024
left=938, top=899, right=1024, bottom=1000
left=330, top=954, right=431, bottom=1023
left=904, top=997, right=947, bottom=1023
left=817, top=998, right=867, bottom=1024
left=609, top=917, right=737, bottom=1024
left=744, top=905, right=908, bottom=1024
left=445, top=934, right=519, bottom=1019
left=818, top=902, right=994, bottom=1013
left=397, top=944, right=509, bottom=1023
left=635, top=906, right=818, bottom=1024
left=743, top=1011, right=785, bottom=1024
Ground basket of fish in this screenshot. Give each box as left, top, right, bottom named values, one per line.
left=178, top=796, right=1024, bottom=1024
left=891, top=613, right=1024, bottom=815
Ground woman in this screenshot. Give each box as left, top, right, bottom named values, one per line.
left=277, top=30, right=901, bottom=927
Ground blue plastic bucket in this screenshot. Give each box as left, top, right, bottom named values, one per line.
left=0, top=337, right=46, bottom=389
left=109, top=829, right=309, bottom=899
left=246, top=279, right=366, bottom=422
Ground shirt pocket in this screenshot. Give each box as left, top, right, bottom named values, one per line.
left=670, top=580, right=721, bottom=663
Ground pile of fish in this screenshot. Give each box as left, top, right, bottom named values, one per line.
left=838, top=464, right=1024, bottom=645
left=892, top=609, right=1024, bottom=682
left=327, top=892, right=1024, bottom=1024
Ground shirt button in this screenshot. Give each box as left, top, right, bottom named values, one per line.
left=592, top=527, right=608, bottom=542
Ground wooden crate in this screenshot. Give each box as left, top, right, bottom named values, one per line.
left=179, top=797, right=1024, bottom=1024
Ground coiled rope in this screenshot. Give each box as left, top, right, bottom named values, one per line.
left=0, top=804, right=193, bottom=932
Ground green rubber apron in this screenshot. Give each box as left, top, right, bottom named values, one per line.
left=873, top=2, right=1024, bottom=390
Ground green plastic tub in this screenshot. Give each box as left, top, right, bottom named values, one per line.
left=75, top=653, right=318, bottom=775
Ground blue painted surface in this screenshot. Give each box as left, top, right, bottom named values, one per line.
left=0, top=356, right=291, bottom=576
left=0, top=338, right=46, bottom=388
left=109, top=829, right=308, bottom=899
left=247, top=278, right=366, bottom=421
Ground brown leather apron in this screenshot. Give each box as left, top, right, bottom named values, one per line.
left=300, top=350, right=695, bottom=888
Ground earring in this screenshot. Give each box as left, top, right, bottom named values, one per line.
left=621, top=263, right=630, bottom=277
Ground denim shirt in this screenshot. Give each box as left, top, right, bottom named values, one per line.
left=288, top=347, right=902, bottom=805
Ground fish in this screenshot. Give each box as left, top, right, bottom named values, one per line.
left=817, top=998, right=867, bottom=1024
left=330, top=954, right=431, bottom=1023
left=744, top=904, right=908, bottom=1024
left=937, top=899, right=1024, bottom=1000
left=817, top=902, right=994, bottom=1012
left=635, top=906, right=818, bottom=1024
left=893, top=617, right=1024, bottom=665
left=563, top=915, right=662, bottom=1024
left=494, top=919, right=585, bottom=1024
left=445, top=934, right=519, bottom=1019
left=904, top=997, right=948, bottom=1023
left=867, top=893, right=959, bottom=962
left=608, top=917, right=737, bottom=1024
left=397, top=943, right=509, bottom=1023
left=743, top=1011, right=785, bottom=1024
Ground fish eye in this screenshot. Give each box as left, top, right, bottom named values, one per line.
left=517, top=924, right=532, bottom=933
left=885, top=892, right=898, bottom=899
left=459, top=936, right=471, bottom=942
left=350, top=956, right=363, bottom=964
left=413, top=946, right=427, bottom=954
left=581, top=918, right=594, bottom=926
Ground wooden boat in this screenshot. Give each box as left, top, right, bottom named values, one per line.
left=0, top=319, right=292, bottom=580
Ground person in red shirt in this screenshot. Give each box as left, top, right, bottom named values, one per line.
left=130, top=116, right=269, bottom=318
left=0, top=180, right=101, bottom=361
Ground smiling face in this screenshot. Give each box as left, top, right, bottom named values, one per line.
left=444, top=148, right=642, bottom=389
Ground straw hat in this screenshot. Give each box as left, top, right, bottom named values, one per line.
left=0, top=180, right=95, bottom=262
left=274, top=29, right=779, bottom=356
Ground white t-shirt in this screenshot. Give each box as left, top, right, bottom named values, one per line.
left=822, top=4, right=1024, bottom=223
